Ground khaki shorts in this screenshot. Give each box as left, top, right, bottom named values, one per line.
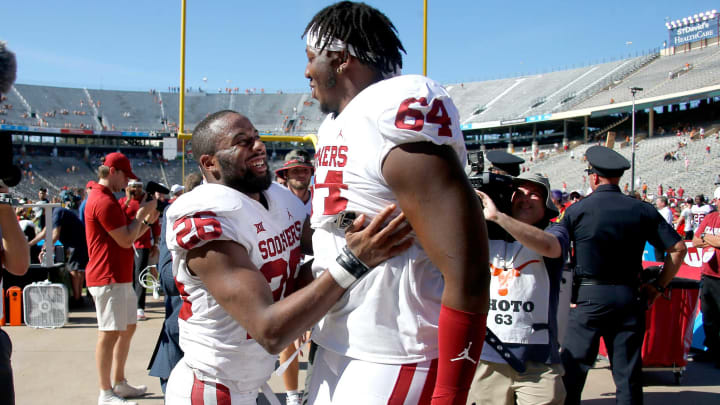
left=88, top=283, right=136, bottom=331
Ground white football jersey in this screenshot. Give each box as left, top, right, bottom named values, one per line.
left=310, top=74, right=467, bottom=364
left=166, top=182, right=306, bottom=387
left=691, top=204, right=714, bottom=230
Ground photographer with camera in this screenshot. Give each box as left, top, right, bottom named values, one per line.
left=118, top=180, right=160, bottom=321
left=467, top=172, right=569, bottom=405
left=85, top=152, right=159, bottom=405
left=0, top=41, right=29, bottom=405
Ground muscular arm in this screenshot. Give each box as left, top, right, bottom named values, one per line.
left=382, top=142, right=489, bottom=312
left=0, top=205, right=30, bottom=275
left=383, top=143, right=489, bottom=402
left=187, top=240, right=346, bottom=354
left=185, top=206, right=411, bottom=354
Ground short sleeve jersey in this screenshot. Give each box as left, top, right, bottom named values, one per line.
left=696, top=211, right=720, bottom=278
left=310, top=75, right=467, bottom=364
left=691, top=204, right=715, bottom=231
left=166, top=183, right=306, bottom=386
left=84, top=183, right=133, bottom=287
left=52, top=208, right=88, bottom=268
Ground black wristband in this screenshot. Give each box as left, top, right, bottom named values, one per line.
left=336, top=245, right=371, bottom=280
left=142, top=219, right=151, bottom=226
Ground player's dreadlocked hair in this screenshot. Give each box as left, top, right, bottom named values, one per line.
left=191, top=109, right=236, bottom=161
left=303, top=1, right=405, bottom=76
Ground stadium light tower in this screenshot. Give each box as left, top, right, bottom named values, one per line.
left=630, top=87, right=643, bottom=193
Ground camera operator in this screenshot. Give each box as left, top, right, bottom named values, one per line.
left=1, top=40, right=28, bottom=405
left=118, top=180, right=160, bottom=322
left=0, top=183, right=30, bottom=405
left=467, top=173, right=569, bottom=405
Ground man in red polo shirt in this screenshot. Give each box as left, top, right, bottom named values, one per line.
left=693, top=210, right=720, bottom=368
left=85, top=152, right=159, bottom=405
left=118, top=180, right=161, bottom=321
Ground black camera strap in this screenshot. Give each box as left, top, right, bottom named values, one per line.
left=485, top=327, right=526, bottom=373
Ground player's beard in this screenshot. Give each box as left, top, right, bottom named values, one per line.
left=319, top=70, right=338, bottom=115
left=218, top=157, right=272, bottom=194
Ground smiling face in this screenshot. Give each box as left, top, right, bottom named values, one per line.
left=286, top=166, right=312, bottom=192
left=305, top=47, right=342, bottom=114
left=207, top=113, right=271, bottom=195
left=511, top=183, right=547, bottom=225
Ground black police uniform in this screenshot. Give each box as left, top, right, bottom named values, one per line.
left=560, top=146, right=681, bottom=405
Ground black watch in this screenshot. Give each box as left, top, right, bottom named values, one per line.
left=652, top=280, right=666, bottom=293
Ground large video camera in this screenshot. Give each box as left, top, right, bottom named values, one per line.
left=466, top=151, right=516, bottom=240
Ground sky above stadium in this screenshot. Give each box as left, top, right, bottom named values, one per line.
left=3, top=1, right=718, bottom=93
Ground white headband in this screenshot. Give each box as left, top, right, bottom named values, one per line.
left=306, top=28, right=358, bottom=56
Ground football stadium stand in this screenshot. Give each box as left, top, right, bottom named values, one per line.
left=5, top=40, right=720, bottom=201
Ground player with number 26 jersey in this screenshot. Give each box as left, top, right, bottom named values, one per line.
left=166, top=182, right=306, bottom=389
left=311, top=74, right=467, bottom=363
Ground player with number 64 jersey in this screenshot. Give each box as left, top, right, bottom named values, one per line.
left=310, top=74, right=467, bottom=363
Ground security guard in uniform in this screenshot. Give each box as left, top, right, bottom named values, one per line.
left=560, top=146, right=687, bottom=405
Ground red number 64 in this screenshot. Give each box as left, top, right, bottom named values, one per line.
left=394, top=97, right=452, bottom=137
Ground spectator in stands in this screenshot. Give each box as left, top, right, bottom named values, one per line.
left=147, top=172, right=203, bottom=394
left=85, top=152, right=159, bottom=405
left=678, top=186, right=685, bottom=199
left=28, top=206, right=88, bottom=308
left=118, top=180, right=161, bottom=322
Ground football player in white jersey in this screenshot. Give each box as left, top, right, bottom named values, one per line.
left=691, top=194, right=715, bottom=231
left=164, top=110, right=413, bottom=405
left=302, top=2, right=490, bottom=404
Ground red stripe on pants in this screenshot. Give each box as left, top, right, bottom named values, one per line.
left=191, top=373, right=205, bottom=404
left=216, top=382, right=231, bottom=405
left=418, top=359, right=439, bottom=405
left=388, top=363, right=417, bottom=405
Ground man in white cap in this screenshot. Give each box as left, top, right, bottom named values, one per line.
left=169, top=184, right=185, bottom=203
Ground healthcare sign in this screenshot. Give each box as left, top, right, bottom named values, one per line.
left=670, top=20, right=717, bottom=46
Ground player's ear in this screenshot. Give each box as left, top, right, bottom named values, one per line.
left=199, top=154, right=219, bottom=178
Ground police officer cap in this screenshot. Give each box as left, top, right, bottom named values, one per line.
left=485, top=150, right=525, bottom=177
left=585, top=146, right=630, bottom=178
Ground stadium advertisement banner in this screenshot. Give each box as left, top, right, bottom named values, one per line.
left=670, top=21, right=717, bottom=46
left=60, top=128, right=94, bottom=135
left=0, top=124, right=60, bottom=133
left=121, top=131, right=150, bottom=137
left=526, top=113, right=552, bottom=123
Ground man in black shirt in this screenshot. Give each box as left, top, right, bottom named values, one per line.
left=29, top=207, right=88, bottom=307
left=560, top=146, right=687, bottom=405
